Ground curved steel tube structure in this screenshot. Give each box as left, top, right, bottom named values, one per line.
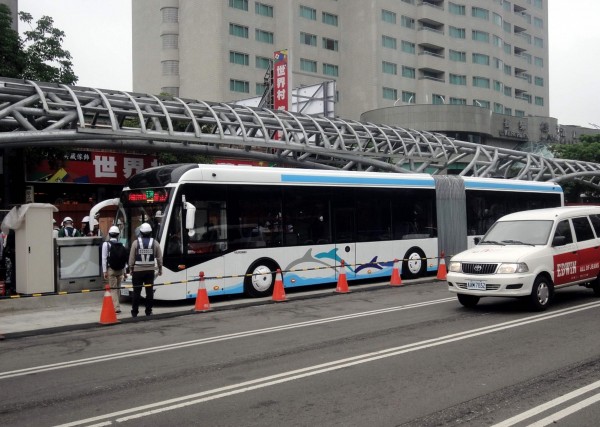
left=1, top=77, right=600, bottom=188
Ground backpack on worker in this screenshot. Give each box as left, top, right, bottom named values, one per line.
left=107, top=241, right=128, bottom=270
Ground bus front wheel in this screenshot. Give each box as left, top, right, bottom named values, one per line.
left=402, top=247, right=427, bottom=279
left=244, top=259, right=278, bottom=298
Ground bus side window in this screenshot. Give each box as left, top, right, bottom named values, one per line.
left=166, top=206, right=183, bottom=256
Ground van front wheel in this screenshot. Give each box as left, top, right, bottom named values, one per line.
left=457, top=294, right=480, bottom=308
left=529, top=276, right=552, bottom=311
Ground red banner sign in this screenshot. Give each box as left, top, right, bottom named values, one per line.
left=26, top=150, right=158, bottom=185
left=273, top=49, right=289, bottom=111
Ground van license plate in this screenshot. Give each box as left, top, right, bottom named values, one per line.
left=467, top=281, right=486, bottom=290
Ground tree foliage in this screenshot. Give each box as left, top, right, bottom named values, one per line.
left=550, top=134, right=600, bottom=203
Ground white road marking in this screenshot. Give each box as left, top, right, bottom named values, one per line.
left=53, top=301, right=600, bottom=426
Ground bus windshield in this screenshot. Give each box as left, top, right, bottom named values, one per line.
left=116, top=188, right=172, bottom=247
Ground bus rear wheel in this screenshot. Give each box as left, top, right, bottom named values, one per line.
left=244, top=260, right=278, bottom=298
left=402, top=247, right=427, bottom=279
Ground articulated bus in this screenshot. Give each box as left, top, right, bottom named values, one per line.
left=114, top=164, right=563, bottom=301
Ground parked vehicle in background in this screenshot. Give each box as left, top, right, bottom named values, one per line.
left=447, top=206, right=600, bottom=310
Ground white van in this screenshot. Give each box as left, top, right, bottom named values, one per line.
left=447, top=206, right=600, bottom=310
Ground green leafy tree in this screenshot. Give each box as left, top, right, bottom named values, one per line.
left=550, top=134, right=600, bottom=202
left=0, top=5, right=24, bottom=77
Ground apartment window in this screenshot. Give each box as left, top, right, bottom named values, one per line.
left=503, top=21, right=511, bottom=33
left=230, top=51, right=249, bottom=66
left=515, top=110, right=525, bottom=117
left=504, top=108, right=512, bottom=116
left=504, top=86, right=512, bottom=96
left=449, top=50, right=466, bottom=62
left=472, top=30, right=489, bottom=43
left=449, top=74, right=467, bottom=85
left=161, top=60, right=179, bottom=75
left=300, top=58, right=317, bottom=73
left=402, top=91, right=415, bottom=103
left=161, top=87, right=179, bottom=97
left=503, top=1, right=511, bottom=12
left=449, top=26, right=466, bottom=39
left=402, top=66, right=416, bottom=79
left=256, top=56, right=271, bottom=69
left=382, top=61, right=397, bottom=75
left=255, top=2, right=273, bottom=17
left=229, top=0, right=248, bottom=11
left=504, top=42, right=512, bottom=54
left=493, top=13, right=502, bottom=27
left=472, top=7, right=489, bottom=20
left=534, top=57, right=544, bottom=67
left=449, top=3, right=465, bottom=15
left=492, top=35, right=502, bottom=47
left=382, top=10, right=396, bottom=24
left=472, top=53, right=490, bottom=65
left=256, top=29, right=274, bottom=44
left=494, top=103, right=504, bottom=114
left=533, top=0, right=543, bottom=9
left=450, top=97, right=467, bottom=105
left=256, top=83, right=268, bottom=95
left=401, top=0, right=415, bottom=4
left=382, top=35, right=397, bottom=50
left=504, top=64, right=512, bottom=75
left=300, top=5, right=316, bottom=20
left=161, top=34, right=178, bottom=49
left=230, top=79, right=249, bottom=93
left=323, top=63, right=339, bottom=77
left=534, top=37, right=544, bottom=48
left=401, top=40, right=415, bottom=54
left=382, top=87, right=397, bottom=100
left=161, top=7, right=178, bottom=23
left=300, top=32, right=317, bottom=46
left=432, top=94, right=445, bottom=105
left=473, top=76, right=490, bottom=88
left=323, top=38, right=339, bottom=51
left=534, top=17, right=543, bottom=28
left=474, top=99, right=490, bottom=109
left=493, top=80, right=503, bottom=92
left=229, top=23, right=249, bottom=38
left=401, top=15, right=415, bottom=29
left=535, top=96, right=544, bottom=106
left=322, top=12, right=338, bottom=26
left=535, top=76, right=544, bottom=87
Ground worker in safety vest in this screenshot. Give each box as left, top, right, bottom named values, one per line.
left=128, top=222, right=163, bottom=317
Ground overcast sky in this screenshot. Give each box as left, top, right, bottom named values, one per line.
left=17, top=0, right=600, bottom=127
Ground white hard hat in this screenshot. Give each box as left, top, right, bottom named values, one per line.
left=140, top=222, right=152, bottom=234
left=82, top=216, right=90, bottom=223
left=108, top=225, right=120, bottom=235
left=63, top=216, right=73, bottom=223
left=155, top=210, right=163, bottom=218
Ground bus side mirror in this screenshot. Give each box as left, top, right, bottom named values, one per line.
left=185, top=202, right=196, bottom=237
left=474, top=236, right=481, bottom=245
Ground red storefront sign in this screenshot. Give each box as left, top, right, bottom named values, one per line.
left=26, top=150, right=158, bottom=185
left=273, top=49, right=289, bottom=111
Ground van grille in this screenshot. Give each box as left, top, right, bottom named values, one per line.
left=461, top=263, right=498, bottom=274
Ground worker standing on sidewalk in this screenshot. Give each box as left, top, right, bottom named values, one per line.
left=101, top=226, right=128, bottom=314
left=128, top=222, right=163, bottom=317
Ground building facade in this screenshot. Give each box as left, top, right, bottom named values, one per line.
left=0, top=0, right=18, bottom=31
left=132, top=0, right=549, bottom=123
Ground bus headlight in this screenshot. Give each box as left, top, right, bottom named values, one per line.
left=449, top=261, right=462, bottom=273
left=497, top=263, right=529, bottom=274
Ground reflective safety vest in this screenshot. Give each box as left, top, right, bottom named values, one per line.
left=135, top=237, right=155, bottom=265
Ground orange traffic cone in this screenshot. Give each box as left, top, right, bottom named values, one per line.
left=335, top=260, right=350, bottom=293
left=390, top=258, right=402, bottom=286
left=99, top=284, right=120, bottom=325
left=194, top=271, right=212, bottom=312
left=272, top=269, right=287, bottom=302
left=437, top=251, right=447, bottom=280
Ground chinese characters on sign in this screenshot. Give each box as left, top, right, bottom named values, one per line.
left=26, top=150, right=158, bottom=184
left=273, top=49, right=289, bottom=111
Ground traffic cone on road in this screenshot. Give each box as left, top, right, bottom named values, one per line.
left=390, top=259, right=402, bottom=287
left=99, top=284, right=120, bottom=325
left=335, top=260, right=350, bottom=293
left=436, top=251, right=447, bottom=280
left=194, top=271, right=211, bottom=312
left=272, top=269, right=287, bottom=302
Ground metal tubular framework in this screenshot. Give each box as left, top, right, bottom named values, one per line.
left=2, top=77, right=600, bottom=188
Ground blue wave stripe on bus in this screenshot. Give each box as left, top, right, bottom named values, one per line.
left=281, top=174, right=435, bottom=187
left=464, top=181, right=563, bottom=192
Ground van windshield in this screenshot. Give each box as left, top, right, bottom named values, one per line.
left=480, top=220, right=553, bottom=246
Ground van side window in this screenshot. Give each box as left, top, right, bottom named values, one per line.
left=572, top=217, right=596, bottom=242
left=554, top=220, right=573, bottom=245
left=589, top=214, right=600, bottom=238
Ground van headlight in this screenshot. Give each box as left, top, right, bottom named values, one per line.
left=449, top=261, right=462, bottom=273
left=497, top=263, right=529, bottom=274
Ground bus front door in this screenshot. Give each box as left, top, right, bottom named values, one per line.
left=334, top=207, right=356, bottom=282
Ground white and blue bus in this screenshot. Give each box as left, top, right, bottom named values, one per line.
left=114, top=164, right=563, bottom=300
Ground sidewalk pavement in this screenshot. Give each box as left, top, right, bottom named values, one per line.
left=0, top=278, right=434, bottom=340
